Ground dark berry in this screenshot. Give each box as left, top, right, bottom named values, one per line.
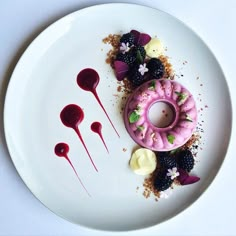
left=158, top=152, right=177, bottom=169
left=120, top=33, right=135, bottom=47
left=128, top=64, right=146, bottom=86
left=131, top=45, right=146, bottom=61
left=147, top=58, right=165, bottom=79
left=154, top=170, right=173, bottom=191
left=177, top=149, right=195, bottom=172
left=116, top=53, right=136, bottom=66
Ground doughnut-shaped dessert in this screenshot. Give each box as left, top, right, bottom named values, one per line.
left=124, top=79, right=197, bottom=151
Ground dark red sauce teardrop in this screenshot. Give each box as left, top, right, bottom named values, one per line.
left=77, top=68, right=120, bottom=138
left=60, top=104, right=98, bottom=172
left=91, top=122, right=109, bottom=153
left=54, top=142, right=90, bottom=196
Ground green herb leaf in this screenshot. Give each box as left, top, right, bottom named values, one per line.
left=129, top=111, right=140, bottom=123
left=137, top=125, right=144, bottom=131
left=149, top=80, right=156, bottom=90
left=167, top=134, right=175, bottom=144
left=175, top=91, right=187, bottom=102
left=185, top=114, right=193, bottom=122
left=136, top=50, right=143, bottom=64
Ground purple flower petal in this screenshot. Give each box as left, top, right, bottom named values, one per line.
left=130, top=30, right=151, bottom=46
left=130, top=30, right=140, bottom=45
left=177, top=168, right=200, bottom=185
left=139, top=33, right=151, bottom=46
left=177, top=168, right=189, bottom=183
left=114, top=60, right=129, bottom=81
left=182, top=175, right=200, bottom=185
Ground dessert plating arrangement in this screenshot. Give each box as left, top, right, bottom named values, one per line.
left=103, top=29, right=201, bottom=200
left=4, top=3, right=231, bottom=231
left=52, top=29, right=202, bottom=201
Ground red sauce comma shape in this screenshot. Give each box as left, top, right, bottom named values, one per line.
left=54, top=142, right=90, bottom=196
left=91, top=121, right=109, bottom=154
left=77, top=68, right=120, bottom=138
left=60, top=104, right=98, bottom=172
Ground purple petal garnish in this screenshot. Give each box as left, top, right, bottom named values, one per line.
left=114, top=60, right=129, bottom=81
left=138, top=33, right=151, bottom=46
left=177, top=168, right=200, bottom=185
left=177, top=168, right=189, bottom=183
left=130, top=30, right=151, bottom=46
left=182, top=175, right=200, bottom=185
left=130, top=30, right=140, bottom=45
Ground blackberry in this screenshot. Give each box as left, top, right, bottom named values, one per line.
left=116, top=52, right=136, bottom=66
left=154, top=170, right=173, bottom=191
left=178, top=149, right=195, bottom=172
left=147, top=58, right=165, bottom=79
left=131, top=45, right=146, bottom=62
left=128, top=64, right=146, bottom=86
left=120, top=33, right=135, bottom=47
left=158, top=152, right=177, bottom=169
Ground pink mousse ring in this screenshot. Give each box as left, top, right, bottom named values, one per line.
left=124, top=79, right=198, bottom=151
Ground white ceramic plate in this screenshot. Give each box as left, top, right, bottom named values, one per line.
left=4, top=3, right=232, bottom=231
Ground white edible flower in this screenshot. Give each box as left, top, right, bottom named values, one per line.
left=167, top=167, right=179, bottom=180
left=120, top=42, right=130, bottom=54
left=138, top=63, right=149, bottom=76
left=159, top=188, right=173, bottom=199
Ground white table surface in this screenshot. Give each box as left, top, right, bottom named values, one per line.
left=0, top=0, right=235, bottom=235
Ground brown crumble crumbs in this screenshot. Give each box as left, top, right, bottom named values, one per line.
left=116, top=78, right=133, bottom=95
left=117, top=85, right=122, bottom=92
left=122, top=148, right=127, bottom=152
left=103, top=34, right=121, bottom=67
left=182, top=132, right=201, bottom=152
left=159, top=55, right=174, bottom=79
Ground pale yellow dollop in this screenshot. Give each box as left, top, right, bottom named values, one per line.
left=144, top=38, right=164, bottom=58
left=129, top=148, right=157, bottom=175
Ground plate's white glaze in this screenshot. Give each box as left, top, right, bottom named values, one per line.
left=4, top=3, right=232, bottom=231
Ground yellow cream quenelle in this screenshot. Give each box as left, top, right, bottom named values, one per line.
left=129, top=148, right=157, bottom=175
left=144, top=38, right=164, bottom=58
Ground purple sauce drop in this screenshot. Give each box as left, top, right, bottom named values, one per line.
left=54, top=142, right=90, bottom=196
left=60, top=104, right=98, bottom=172
left=77, top=68, right=120, bottom=138
left=91, top=122, right=109, bottom=154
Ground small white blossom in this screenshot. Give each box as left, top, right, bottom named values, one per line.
left=120, top=42, right=130, bottom=54
left=159, top=188, right=173, bottom=199
left=138, top=63, right=149, bottom=76
left=167, top=167, right=179, bottom=180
